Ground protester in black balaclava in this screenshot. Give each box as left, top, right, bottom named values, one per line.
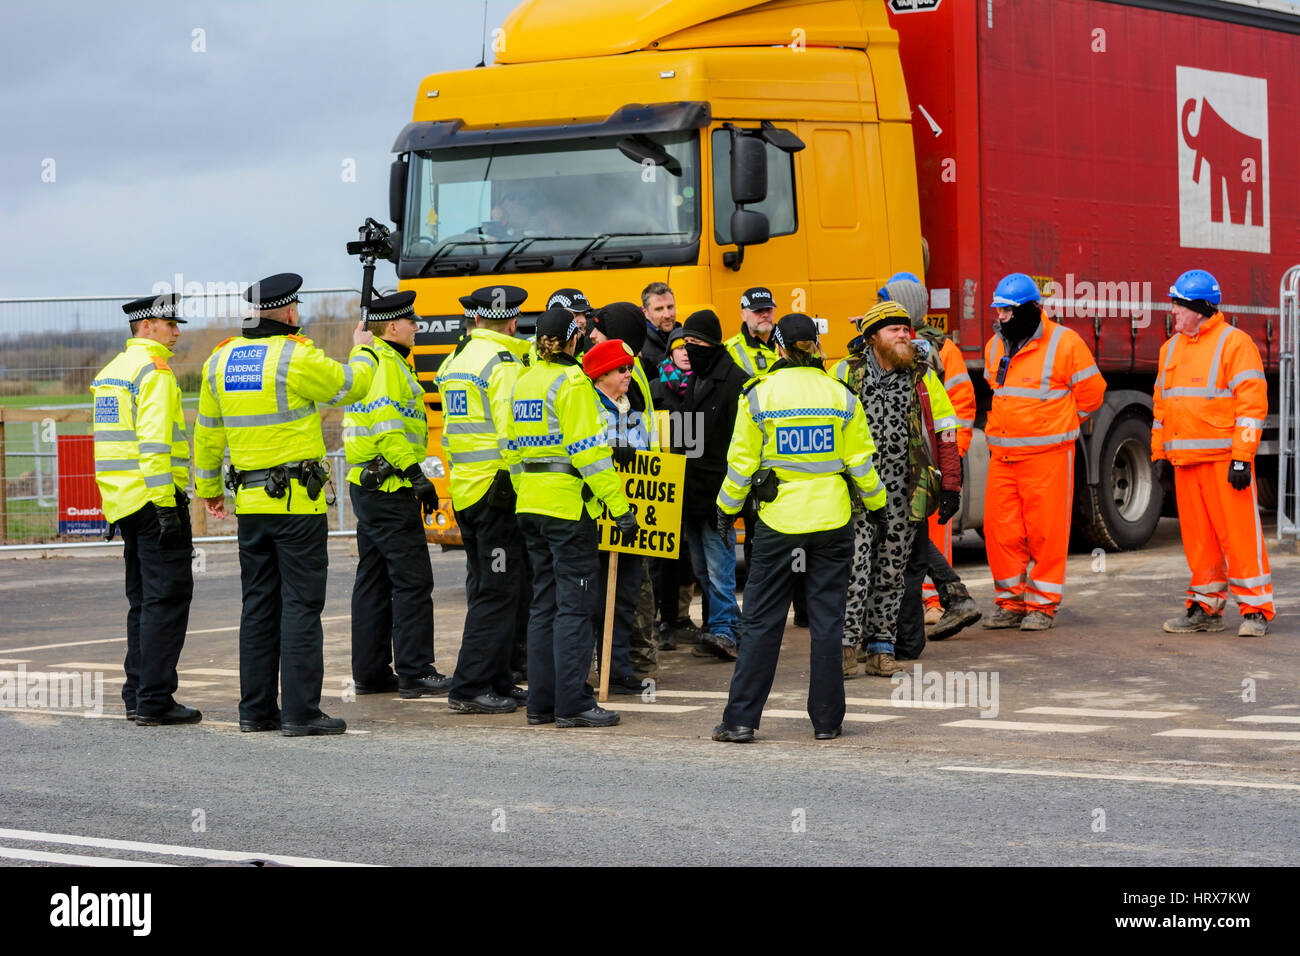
left=997, top=300, right=1043, bottom=352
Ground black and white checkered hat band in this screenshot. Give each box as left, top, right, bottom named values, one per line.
left=130, top=302, right=179, bottom=319
left=370, top=305, right=414, bottom=321
left=254, top=292, right=298, bottom=310
left=771, top=327, right=785, bottom=349
left=565, top=318, right=580, bottom=341
left=548, top=294, right=571, bottom=309
left=477, top=306, right=521, bottom=319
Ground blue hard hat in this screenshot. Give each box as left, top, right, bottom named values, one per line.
left=990, top=272, right=1041, bottom=308
left=1168, top=269, right=1221, bottom=305
left=877, top=271, right=923, bottom=301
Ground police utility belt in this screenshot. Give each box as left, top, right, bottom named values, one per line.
left=521, top=460, right=593, bottom=500
left=749, top=466, right=865, bottom=512
left=225, top=459, right=330, bottom=502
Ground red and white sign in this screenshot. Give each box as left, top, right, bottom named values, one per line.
left=1176, top=66, right=1270, bottom=254
left=57, top=435, right=106, bottom=536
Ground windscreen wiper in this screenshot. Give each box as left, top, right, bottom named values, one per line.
left=570, top=232, right=689, bottom=269
left=413, top=236, right=510, bottom=279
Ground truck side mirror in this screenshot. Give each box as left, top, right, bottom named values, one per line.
left=389, top=156, right=409, bottom=228
left=730, top=209, right=770, bottom=246
left=730, top=135, right=768, bottom=205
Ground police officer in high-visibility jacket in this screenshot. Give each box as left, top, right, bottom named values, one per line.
left=92, top=293, right=199, bottom=726
left=508, top=306, right=638, bottom=729
left=343, top=290, right=448, bottom=699
left=711, top=313, right=887, bottom=743
left=724, top=286, right=779, bottom=381
left=194, top=273, right=378, bottom=736
left=981, top=273, right=1106, bottom=631
left=1155, top=270, right=1273, bottom=637
left=437, top=284, right=533, bottom=715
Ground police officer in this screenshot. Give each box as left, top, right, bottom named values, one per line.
left=92, top=293, right=199, bottom=726
left=194, top=273, right=378, bottom=736
left=724, top=286, right=779, bottom=380
left=508, top=306, right=638, bottom=728
left=547, top=288, right=593, bottom=334
left=438, top=285, right=533, bottom=715
left=344, top=290, right=448, bottom=698
left=712, top=314, right=887, bottom=742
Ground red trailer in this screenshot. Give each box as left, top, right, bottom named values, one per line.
left=888, top=0, right=1300, bottom=548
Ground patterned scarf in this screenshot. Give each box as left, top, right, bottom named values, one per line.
left=658, top=355, right=690, bottom=396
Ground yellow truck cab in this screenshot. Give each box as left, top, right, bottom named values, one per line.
left=389, top=0, right=924, bottom=544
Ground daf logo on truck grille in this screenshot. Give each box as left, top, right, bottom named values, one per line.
left=1176, top=66, right=1270, bottom=254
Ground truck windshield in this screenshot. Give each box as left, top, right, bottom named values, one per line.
left=400, top=130, right=700, bottom=276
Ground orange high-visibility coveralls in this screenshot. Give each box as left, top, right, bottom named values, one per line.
left=1152, top=312, right=1273, bottom=620
left=984, top=317, right=1106, bottom=616
left=923, top=337, right=976, bottom=610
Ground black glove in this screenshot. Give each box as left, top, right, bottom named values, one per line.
left=936, top=490, right=961, bottom=526
left=614, top=509, right=639, bottom=544
left=714, top=507, right=734, bottom=539
left=155, top=504, right=186, bottom=546
left=866, top=506, right=888, bottom=539
left=1227, top=459, right=1252, bottom=491
left=1153, top=459, right=1173, bottom=486
left=610, top=444, right=636, bottom=467
left=403, top=464, right=440, bottom=511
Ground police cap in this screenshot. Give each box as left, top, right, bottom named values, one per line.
left=369, top=290, right=418, bottom=323
left=772, top=313, right=819, bottom=349
left=547, top=288, right=592, bottom=314
left=536, top=305, right=581, bottom=342
left=741, top=287, right=777, bottom=312
left=122, top=292, right=186, bottom=324
left=470, top=285, right=527, bottom=320
left=459, top=295, right=477, bottom=319
left=244, top=273, right=303, bottom=311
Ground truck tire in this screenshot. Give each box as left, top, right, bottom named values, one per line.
left=1079, top=415, right=1163, bottom=551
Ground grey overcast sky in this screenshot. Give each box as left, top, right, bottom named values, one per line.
left=0, top=0, right=517, bottom=298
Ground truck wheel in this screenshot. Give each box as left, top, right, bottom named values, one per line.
left=1079, top=415, right=1163, bottom=551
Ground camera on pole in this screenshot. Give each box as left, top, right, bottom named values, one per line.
left=346, top=216, right=398, bottom=321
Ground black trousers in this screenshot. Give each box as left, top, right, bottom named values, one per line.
left=449, top=494, right=526, bottom=699
left=723, top=519, right=851, bottom=734
left=350, top=485, right=435, bottom=683
left=742, top=504, right=806, bottom=617
left=651, top=546, right=695, bottom=627
left=118, top=501, right=194, bottom=717
left=237, top=513, right=329, bottom=724
left=895, top=523, right=930, bottom=661
left=518, top=511, right=599, bottom=719
left=593, top=549, right=642, bottom=682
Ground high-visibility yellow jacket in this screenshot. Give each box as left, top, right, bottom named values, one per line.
left=725, top=328, right=778, bottom=381
left=508, top=355, right=631, bottom=521
left=716, top=364, right=887, bottom=534
left=433, top=328, right=530, bottom=509
left=194, top=332, right=376, bottom=514
left=90, top=338, right=190, bottom=523
left=344, top=337, right=428, bottom=492
left=1152, top=312, right=1268, bottom=465
left=984, top=317, right=1106, bottom=459
left=937, top=338, right=976, bottom=457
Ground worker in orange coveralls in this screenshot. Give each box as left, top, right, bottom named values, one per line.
left=1155, top=269, right=1273, bottom=637
left=981, top=272, right=1106, bottom=632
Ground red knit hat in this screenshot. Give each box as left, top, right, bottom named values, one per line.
left=583, top=339, right=636, bottom=380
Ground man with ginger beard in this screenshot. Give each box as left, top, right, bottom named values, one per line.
left=840, top=301, right=961, bottom=677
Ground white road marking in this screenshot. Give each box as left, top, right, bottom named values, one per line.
left=652, top=689, right=731, bottom=700
left=942, top=719, right=1109, bottom=733
left=0, top=846, right=171, bottom=867
left=762, top=709, right=901, bottom=723
left=0, top=659, right=31, bottom=665
left=0, top=827, right=373, bottom=866
left=848, top=697, right=966, bottom=710
left=941, top=765, right=1300, bottom=791
left=186, top=614, right=350, bottom=636
left=593, top=702, right=703, bottom=714
left=1, top=637, right=125, bottom=654
left=0, top=669, right=214, bottom=689
left=1018, top=706, right=1180, bottom=719
left=1230, top=715, right=1300, bottom=725
left=1155, top=728, right=1300, bottom=741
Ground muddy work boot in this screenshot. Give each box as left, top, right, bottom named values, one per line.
left=928, top=583, right=982, bottom=641
left=1163, top=603, right=1225, bottom=634
left=982, top=607, right=1026, bottom=630
left=1019, top=610, right=1055, bottom=631
left=842, top=644, right=860, bottom=678
left=1237, top=612, right=1269, bottom=637
left=924, top=604, right=943, bottom=626
left=863, top=652, right=906, bottom=677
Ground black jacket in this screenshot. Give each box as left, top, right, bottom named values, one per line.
left=641, top=321, right=679, bottom=382
left=680, top=348, right=749, bottom=518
